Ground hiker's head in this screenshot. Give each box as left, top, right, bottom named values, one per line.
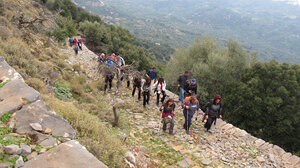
left=190, top=96, right=196, bottom=103
left=214, top=95, right=221, bottom=103
left=166, top=98, right=174, bottom=106
left=191, top=78, right=196, bottom=85
left=184, top=71, right=189, bottom=77
left=152, top=67, right=156, bottom=72
left=145, top=76, right=151, bottom=84
left=158, top=78, right=164, bottom=83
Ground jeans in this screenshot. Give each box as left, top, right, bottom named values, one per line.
left=179, top=87, right=185, bottom=101
left=156, top=91, right=166, bottom=105
left=163, top=117, right=174, bottom=134
left=204, top=116, right=217, bottom=131
left=143, top=91, right=150, bottom=107
left=132, top=85, right=141, bottom=100
left=183, top=110, right=193, bottom=131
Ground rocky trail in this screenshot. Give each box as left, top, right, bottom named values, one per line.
left=62, top=43, right=300, bottom=168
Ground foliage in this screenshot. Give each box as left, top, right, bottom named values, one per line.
left=44, top=95, right=125, bottom=167
left=0, top=80, right=10, bottom=88
left=52, top=16, right=77, bottom=42
left=165, top=37, right=250, bottom=105
left=224, top=61, right=300, bottom=155
left=73, top=0, right=300, bottom=63
left=0, top=113, right=12, bottom=123
left=54, top=83, right=72, bottom=100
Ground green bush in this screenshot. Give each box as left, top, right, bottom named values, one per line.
left=54, top=83, right=72, bottom=100
left=0, top=113, right=11, bottom=123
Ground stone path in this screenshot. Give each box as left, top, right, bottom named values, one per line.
left=63, top=41, right=300, bottom=168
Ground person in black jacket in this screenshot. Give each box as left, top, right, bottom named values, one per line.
left=177, top=71, right=189, bottom=102
left=204, top=95, right=223, bottom=131
left=132, top=75, right=142, bottom=100
left=185, top=78, right=197, bottom=97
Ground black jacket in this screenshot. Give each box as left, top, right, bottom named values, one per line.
left=186, top=84, right=197, bottom=94
left=133, top=77, right=142, bottom=87
left=206, top=100, right=222, bottom=117
left=177, top=75, right=189, bottom=88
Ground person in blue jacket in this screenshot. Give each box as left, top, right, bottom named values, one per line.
left=146, top=67, right=157, bottom=93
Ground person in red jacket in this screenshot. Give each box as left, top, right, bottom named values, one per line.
left=160, top=98, right=176, bottom=135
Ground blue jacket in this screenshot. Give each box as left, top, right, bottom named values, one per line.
left=147, top=70, right=157, bottom=80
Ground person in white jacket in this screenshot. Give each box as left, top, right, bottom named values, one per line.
left=154, top=77, right=167, bottom=106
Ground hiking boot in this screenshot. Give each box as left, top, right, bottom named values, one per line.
left=186, top=130, right=189, bottom=134
left=169, top=132, right=174, bottom=135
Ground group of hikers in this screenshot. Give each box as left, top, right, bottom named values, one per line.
left=97, top=53, right=223, bottom=135
left=68, top=37, right=83, bottom=55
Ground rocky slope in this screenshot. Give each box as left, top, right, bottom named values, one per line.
left=0, top=56, right=107, bottom=167
left=61, top=43, right=300, bottom=168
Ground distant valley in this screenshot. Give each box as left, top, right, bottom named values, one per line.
left=74, top=0, right=300, bottom=63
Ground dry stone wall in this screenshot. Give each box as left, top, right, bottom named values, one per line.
left=0, top=56, right=107, bottom=168
left=165, top=90, right=300, bottom=168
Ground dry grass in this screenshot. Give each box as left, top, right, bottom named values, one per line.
left=44, top=95, right=125, bottom=167
left=26, top=77, right=48, bottom=94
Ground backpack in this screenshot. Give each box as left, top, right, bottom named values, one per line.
left=183, top=96, right=198, bottom=105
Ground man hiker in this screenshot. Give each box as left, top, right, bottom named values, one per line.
left=204, top=95, right=223, bottom=132
left=160, top=98, right=176, bottom=135
left=132, top=75, right=142, bottom=100
left=116, top=54, right=125, bottom=67
left=182, top=95, right=200, bottom=134
left=146, top=67, right=157, bottom=93
left=153, top=77, right=166, bottom=106
left=73, top=43, right=79, bottom=55
left=177, top=71, right=189, bottom=102
left=185, top=78, right=197, bottom=97
left=142, top=77, right=151, bottom=108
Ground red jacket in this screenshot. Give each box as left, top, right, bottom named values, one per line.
left=161, top=104, right=175, bottom=118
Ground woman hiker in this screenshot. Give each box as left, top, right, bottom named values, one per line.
left=160, top=98, right=176, bottom=135
left=204, top=95, right=223, bottom=132
left=182, top=95, right=200, bottom=134
left=153, top=77, right=167, bottom=106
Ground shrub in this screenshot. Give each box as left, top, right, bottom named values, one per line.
left=0, top=113, right=11, bottom=123
left=72, top=64, right=81, bottom=72
left=26, top=78, right=47, bottom=94
left=54, top=83, right=72, bottom=100
left=44, top=95, right=125, bottom=167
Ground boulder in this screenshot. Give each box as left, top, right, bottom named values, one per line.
left=30, top=123, right=43, bottom=131
left=254, top=139, right=265, bottom=147
left=24, top=140, right=107, bottom=168
left=257, top=156, right=265, bottom=163
left=0, top=79, right=40, bottom=116
left=4, top=144, right=21, bottom=155
left=288, top=155, right=300, bottom=166
left=15, top=156, right=24, bottom=168
left=0, top=57, right=22, bottom=81
left=40, top=136, right=58, bottom=147
left=125, top=151, right=136, bottom=166
left=20, top=143, right=31, bottom=156
left=14, top=100, right=76, bottom=139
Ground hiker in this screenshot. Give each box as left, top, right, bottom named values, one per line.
left=142, top=77, right=151, bottom=108
left=185, top=78, right=197, bottom=97
left=107, top=57, right=114, bottom=69
left=153, top=77, right=166, bottom=106
left=160, top=98, right=176, bottom=135
left=78, top=38, right=83, bottom=50
left=104, top=70, right=114, bottom=93
left=116, top=54, right=125, bottom=67
left=73, top=38, right=78, bottom=46
left=146, top=67, right=157, bottom=93
left=132, top=75, right=142, bottom=100
left=177, top=71, right=189, bottom=102
left=121, top=65, right=130, bottom=88
left=73, top=43, right=79, bottom=55
left=182, top=95, right=200, bottom=134
left=204, top=95, right=223, bottom=131
left=98, top=53, right=106, bottom=63
left=68, top=37, right=73, bottom=47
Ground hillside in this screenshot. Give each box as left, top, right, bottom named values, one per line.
left=1, top=0, right=300, bottom=167
left=73, top=0, right=300, bottom=63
